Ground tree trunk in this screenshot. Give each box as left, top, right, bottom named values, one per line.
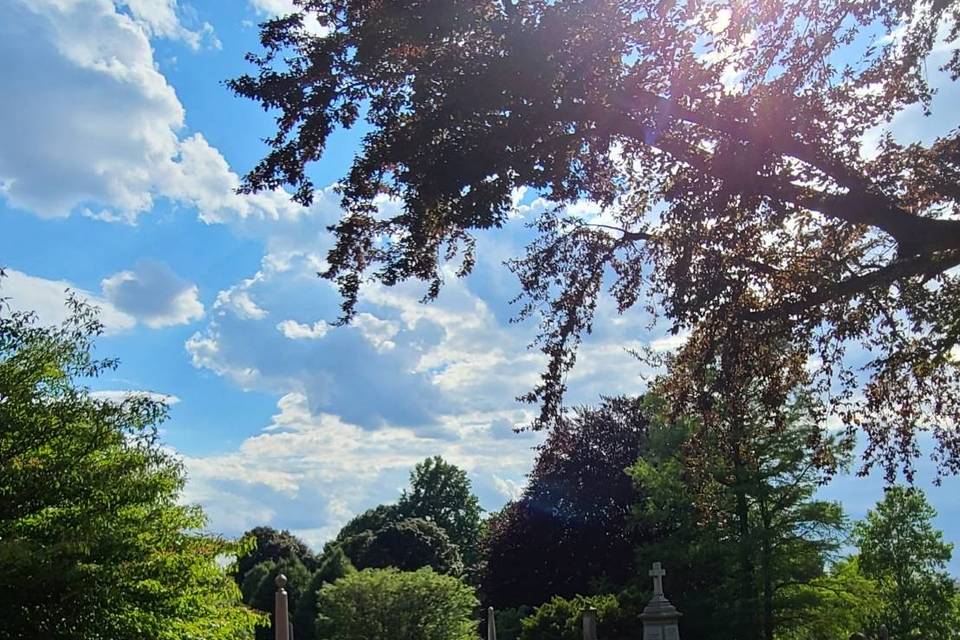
left=759, top=497, right=774, bottom=640
left=734, top=456, right=759, bottom=640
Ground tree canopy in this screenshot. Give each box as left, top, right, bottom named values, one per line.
left=852, top=486, right=959, bottom=638
left=232, top=0, right=960, bottom=480
left=349, top=517, right=464, bottom=575
left=399, top=455, right=483, bottom=564
left=236, top=526, right=316, bottom=581
left=0, top=298, right=261, bottom=639
left=631, top=394, right=850, bottom=640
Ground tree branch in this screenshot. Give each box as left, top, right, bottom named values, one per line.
left=744, top=249, right=960, bottom=321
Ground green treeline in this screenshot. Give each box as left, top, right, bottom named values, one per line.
left=2, top=300, right=959, bottom=640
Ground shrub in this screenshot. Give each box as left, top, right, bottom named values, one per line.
left=315, top=568, right=477, bottom=640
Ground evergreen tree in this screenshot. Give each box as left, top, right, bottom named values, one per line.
left=293, top=548, right=357, bottom=640
left=631, top=395, right=849, bottom=640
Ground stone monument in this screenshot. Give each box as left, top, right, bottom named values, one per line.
left=275, top=573, right=290, bottom=640
left=641, top=562, right=682, bottom=640
left=582, top=606, right=599, bottom=640
left=488, top=606, right=497, bottom=640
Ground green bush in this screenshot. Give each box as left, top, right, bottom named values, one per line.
left=519, top=594, right=632, bottom=640
left=315, top=567, right=477, bottom=640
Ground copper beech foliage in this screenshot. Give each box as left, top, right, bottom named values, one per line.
left=230, top=0, right=960, bottom=480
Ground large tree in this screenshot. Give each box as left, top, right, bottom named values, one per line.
left=852, top=486, right=959, bottom=639
left=232, top=0, right=960, bottom=479
left=398, top=456, right=483, bottom=564
left=630, top=394, right=850, bottom=640
left=236, top=525, right=316, bottom=584
left=482, top=396, right=651, bottom=608
left=349, top=517, right=465, bottom=575
left=0, top=297, right=261, bottom=639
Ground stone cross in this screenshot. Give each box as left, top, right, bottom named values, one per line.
left=487, top=606, right=497, bottom=640
left=275, top=573, right=290, bottom=640
left=649, top=562, right=666, bottom=597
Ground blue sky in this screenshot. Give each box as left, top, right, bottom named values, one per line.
left=2, top=0, right=958, bottom=571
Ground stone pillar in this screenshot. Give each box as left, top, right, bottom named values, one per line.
left=583, top=606, right=598, bottom=640
left=487, top=606, right=497, bottom=640
left=641, top=562, right=681, bottom=640
left=275, top=573, right=290, bottom=640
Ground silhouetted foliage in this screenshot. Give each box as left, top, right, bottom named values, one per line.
left=334, top=504, right=402, bottom=545
left=350, top=517, right=464, bottom=575
left=232, top=0, right=960, bottom=481
left=482, top=396, right=651, bottom=607
left=237, top=526, right=316, bottom=584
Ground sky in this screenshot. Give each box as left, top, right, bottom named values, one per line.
left=1, top=0, right=958, bottom=571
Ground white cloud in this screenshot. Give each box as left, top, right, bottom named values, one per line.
left=101, top=260, right=204, bottom=328
left=0, top=0, right=303, bottom=223
left=118, top=0, right=217, bottom=49
left=492, top=475, right=525, bottom=501
left=650, top=330, right=690, bottom=352
left=353, top=313, right=399, bottom=352
left=277, top=319, right=329, bottom=340
left=248, top=0, right=330, bottom=36
left=1, top=269, right=136, bottom=333
left=1, top=265, right=205, bottom=333
left=180, top=392, right=537, bottom=539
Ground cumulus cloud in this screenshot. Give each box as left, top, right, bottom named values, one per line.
left=180, top=392, right=538, bottom=542
left=277, top=319, right=329, bottom=340
left=118, top=0, right=217, bottom=49
left=101, top=260, right=204, bottom=328
left=1, top=269, right=136, bottom=333
left=248, top=0, right=330, bottom=36
left=353, top=313, right=399, bottom=352
left=0, top=0, right=302, bottom=223
left=1, top=264, right=205, bottom=332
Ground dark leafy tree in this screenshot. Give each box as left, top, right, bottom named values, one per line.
left=232, top=0, right=960, bottom=480
left=245, top=555, right=314, bottom=640
left=852, top=486, right=960, bottom=639
left=0, top=298, right=261, bottom=639
left=350, top=517, right=464, bottom=575
left=399, top=456, right=483, bottom=564
left=482, top=396, right=651, bottom=608
left=293, top=547, right=357, bottom=640
left=333, top=504, right=402, bottom=545
left=489, top=606, right=533, bottom=640
left=237, top=526, right=316, bottom=584
left=242, top=560, right=277, bottom=603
